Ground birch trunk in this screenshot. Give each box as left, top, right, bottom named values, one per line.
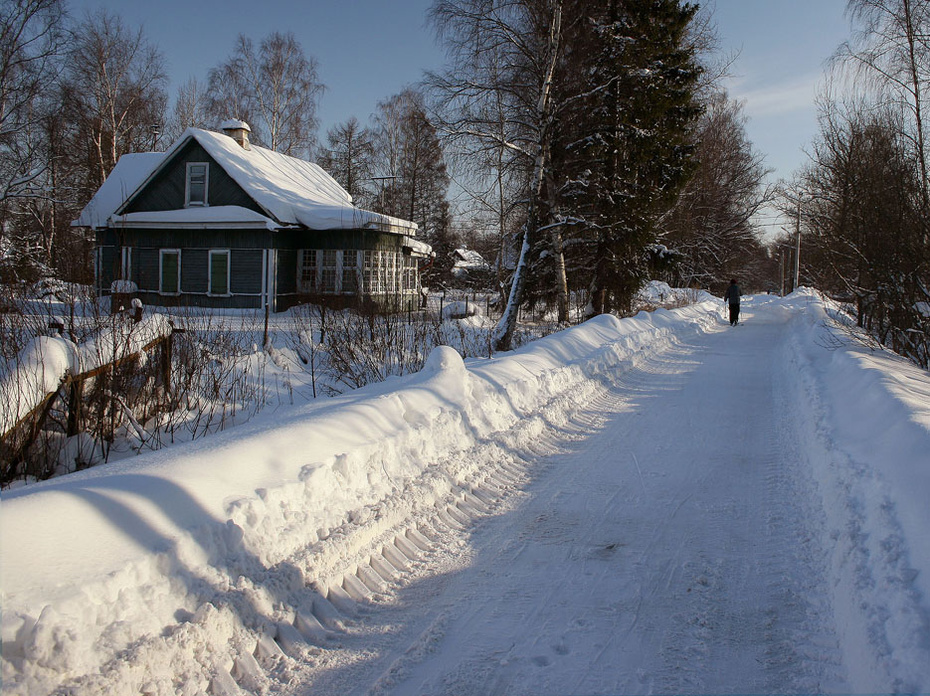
left=492, top=0, right=562, bottom=351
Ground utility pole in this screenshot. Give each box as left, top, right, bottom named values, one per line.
left=780, top=248, right=786, bottom=296
left=794, top=197, right=802, bottom=291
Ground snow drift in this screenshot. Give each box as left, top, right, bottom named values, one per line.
left=0, top=301, right=718, bottom=694
left=2, top=291, right=929, bottom=694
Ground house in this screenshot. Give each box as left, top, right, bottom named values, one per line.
left=74, top=120, right=431, bottom=313
left=451, top=247, right=492, bottom=286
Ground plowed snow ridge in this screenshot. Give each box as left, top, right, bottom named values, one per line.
left=2, top=291, right=929, bottom=695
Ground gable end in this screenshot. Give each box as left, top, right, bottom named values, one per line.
left=119, top=140, right=266, bottom=218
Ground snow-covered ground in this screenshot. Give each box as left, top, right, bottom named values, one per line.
left=2, top=290, right=929, bottom=694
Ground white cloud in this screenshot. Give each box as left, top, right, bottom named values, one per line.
left=727, top=72, right=824, bottom=119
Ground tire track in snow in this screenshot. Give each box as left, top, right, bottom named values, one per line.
left=276, top=360, right=623, bottom=695
left=277, top=301, right=855, bottom=694
left=380, top=302, right=848, bottom=695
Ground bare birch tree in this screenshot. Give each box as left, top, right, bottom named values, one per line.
left=60, top=10, right=167, bottom=193
left=0, top=0, right=66, bottom=283
left=0, top=0, right=65, bottom=205
left=839, top=0, right=930, bottom=213
left=661, top=91, right=772, bottom=292
left=429, top=0, right=565, bottom=350
left=318, top=116, right=376, bottom=206
left=370, top=88, right=453, bottom=282
left=164, top=77, right=211, bottom=143
left=206, top=32, right=324, bottom=158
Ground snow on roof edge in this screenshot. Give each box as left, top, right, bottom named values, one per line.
left=72, top=153, right=165, bottom=229
left=74, top=127, right=420, bottom=236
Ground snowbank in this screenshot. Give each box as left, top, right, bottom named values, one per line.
left=0, top=316, right=173, bottom=436
left=780, top=289, right=930, bottom=691
left=4, top=291, right=930, bottom=694
left=1, top=301, right=719, bottom=694
left=0, top=336, right=79, bottom=434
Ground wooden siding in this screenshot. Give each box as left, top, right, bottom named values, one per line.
left=101, top=230, right=265, bottom=308
left=230, top=250, right=263, bottom=295
left=273, top=228, right=406, bottom=252
left=121, top=140, right=263, bottom=215
left=98, top=245, right=119, bottom=294
left=119, top=228, right=273, bottom=250
left=275, top=249, right=298, bottom=296
left=180, top=248, right=208, bottom=294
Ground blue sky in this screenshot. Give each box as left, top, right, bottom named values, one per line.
left=70, top=0, right=851, bottom=231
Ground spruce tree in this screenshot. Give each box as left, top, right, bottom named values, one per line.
left=559, top=0, right=703, bottom=315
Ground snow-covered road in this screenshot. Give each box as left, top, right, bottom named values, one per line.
left=3, top=292, right=929, bottom=694
left=289, top=298, right=852, bottom=694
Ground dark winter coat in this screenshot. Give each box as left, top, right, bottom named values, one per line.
left=724, top=283, right=741, bottom=306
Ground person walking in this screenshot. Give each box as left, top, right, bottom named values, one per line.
left=724, top=279, right=741, bottom=325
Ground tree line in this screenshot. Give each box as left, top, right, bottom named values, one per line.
left=2, top=0, right=774, bottom=350
left=783, top=0, right=930, bottom=368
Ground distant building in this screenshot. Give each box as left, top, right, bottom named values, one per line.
left=451, top=247, right=490, bottom=282
left=74, top=120, right=431, bottom=312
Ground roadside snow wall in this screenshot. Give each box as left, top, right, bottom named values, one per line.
left=1, top=302, right=718, bottom=694
left=780, top=290, right=930, bottom=692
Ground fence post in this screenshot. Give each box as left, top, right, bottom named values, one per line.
left=66, top=377, right=83, bottom=437
left=263, top=303, right=270, bottom=349
left=162, top=332, right=174, bottom=394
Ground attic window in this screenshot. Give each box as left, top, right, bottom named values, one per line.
left=186, top=162, right=209, bottom=207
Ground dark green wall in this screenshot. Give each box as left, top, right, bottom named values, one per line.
left=122, top=140, right=263, bottom=215
left=95, top=135, right=423, bottom=312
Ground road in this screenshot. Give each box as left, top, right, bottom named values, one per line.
left=286, top=299, right=850, bottom=694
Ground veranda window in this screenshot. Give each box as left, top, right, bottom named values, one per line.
left=299, top=250, right=317, bottom=292
left=320, top=250, right=338, bottom=293
left=403, top=256, right=418, bottom=292
left=363, top=250, right=379, bottom=294
left=342, top=250, right=359, bottom=293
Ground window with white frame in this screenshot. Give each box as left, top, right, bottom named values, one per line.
left=363, top=250, right=379, bottom=294
left=185, top=162, right=209, bottom=207
left=384, top=251, right=397, bottom=294
left=342, top=250, right=359, bottom=294
left=299, top=249, right=317, bottom=292
left=209, top=249, right=230, bottom=295
left=360, top=250, right=409, bottom=295
left=403, top=256, right=417, bottom=292
left=320, top=249, right=338, bottom=293
left=159, top=249, right=181, bottom=294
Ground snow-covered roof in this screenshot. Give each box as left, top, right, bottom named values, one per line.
left=453, top=248, right=489, bottom=269
left=72, top=153, right=164, bottom=229
left=110, top=206, right=278, bottom=230
left=74, top=127, right=418, bottom=236
left=404, top=236, right=433, bottom=258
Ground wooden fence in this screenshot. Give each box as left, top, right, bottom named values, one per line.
left=1, top=318, right=177, bottom=483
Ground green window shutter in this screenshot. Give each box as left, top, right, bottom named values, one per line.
left=210, top=251, right=229, bottom=295
left=161, top=251, right=179, bottom=293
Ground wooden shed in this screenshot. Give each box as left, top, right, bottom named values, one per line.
left=74, top=121, right=431, bottom=313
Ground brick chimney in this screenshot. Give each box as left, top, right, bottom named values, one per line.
left=220, top=119, right=251, bottom=150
